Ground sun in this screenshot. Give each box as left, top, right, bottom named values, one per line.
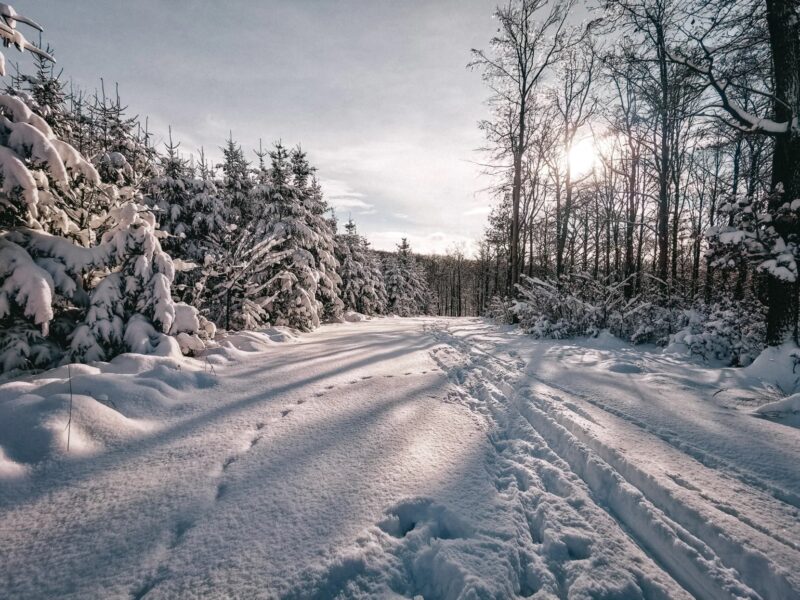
left=567, top=137, right=598, bottom=177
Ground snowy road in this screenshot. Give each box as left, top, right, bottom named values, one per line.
left=1, top=317, right=799, bottom=599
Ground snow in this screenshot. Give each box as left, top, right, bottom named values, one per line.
left=1, top=317, right=798, bottom=598
left=753, top=393, right=800, bottom=427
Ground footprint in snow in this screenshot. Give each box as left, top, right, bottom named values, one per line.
left=361, top=375, right=373, bottom=380
left=171, top=519, right=194, bottom=547
left=215, top=483, right=228, bottom=500
left=378, top=498, right=473, bottom=540
left=281, top=409, right=292, bottom=418
left=298, top=399, right=306, bottom=404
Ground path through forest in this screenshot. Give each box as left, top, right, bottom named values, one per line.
left=1, top=317, right=798, bottom=599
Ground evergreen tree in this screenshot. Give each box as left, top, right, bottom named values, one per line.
left=384, top=238, right=431, bottom=316
left=0, top=7, right=201, bottom=372
left=335, top=218, right=387, bottom=315
left=219, top=132, right=252, bottom=224
left=291, top=147, right=342, bottom=320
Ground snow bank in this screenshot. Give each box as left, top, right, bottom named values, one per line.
left=0, top=355, right=209, bottom=474
left=0, top=323, right=304, bottom=476
left=745, top=343, right=800, bottom=393
left=753, top=393, right=800, bottom=426
left=343, top=310, right=369, bottom=322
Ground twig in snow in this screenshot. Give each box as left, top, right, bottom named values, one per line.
left=66, top=364, right=73, bottom=452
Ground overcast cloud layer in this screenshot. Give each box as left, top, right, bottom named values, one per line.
left=31, top=1, right=498, bottom=254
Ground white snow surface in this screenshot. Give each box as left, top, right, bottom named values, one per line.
left=0, top=317, right=798, bottom=599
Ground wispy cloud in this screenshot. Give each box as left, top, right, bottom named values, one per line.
left=319, top=178, right=373, bottom=210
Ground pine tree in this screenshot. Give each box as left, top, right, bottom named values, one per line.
left=89, top=81, right=148, bottom=186
left=0, top=6, right=201, bottom=372
left=335, top=218, right=387, bottom=315
left=384, top=238, right=431, bottom=316
left=220, top=141, right=343, bottom=331
left=291, top=147, right=342, bottom=321
left=219, top=132, right=252, bottom=224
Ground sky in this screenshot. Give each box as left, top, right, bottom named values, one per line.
left=24, top=1, right=501, bottom=255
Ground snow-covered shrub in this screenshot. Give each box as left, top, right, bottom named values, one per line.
left=485, top=296, right=514, bottom=323
left=512, top=274, right=626, bottom=338
left=708, top=188, right=800, bottom=286
left=611, top=300, right=686, bottom=346
left=667, top=300, right=766, bottom=366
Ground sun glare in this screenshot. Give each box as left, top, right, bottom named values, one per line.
left=567, top=138, right=598, bottom=177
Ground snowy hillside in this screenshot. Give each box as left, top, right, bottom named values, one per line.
left=1, top=317, right=797, bottom=599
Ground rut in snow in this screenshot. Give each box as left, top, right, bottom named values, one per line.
left=428, top=320, right=800, bottom=600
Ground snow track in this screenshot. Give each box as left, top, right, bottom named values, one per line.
left=429, top=319, right=800, bottom=600
left=1, top=317, right=798, bottom=599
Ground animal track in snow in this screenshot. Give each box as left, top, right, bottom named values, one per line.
left=215, top=483, right=228, bottom=500
left=281, top=409, right=292, bottom=418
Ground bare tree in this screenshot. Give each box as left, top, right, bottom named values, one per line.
left=471, top=0, right=581, bottom=293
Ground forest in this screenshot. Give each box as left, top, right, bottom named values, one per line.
left=450, top=0, right=800, bottom=368
left=1, top=3, right=799, bottom=599
left=0, top=11, right=432, bottom=374
left=4, top=0, right=797, bottom=373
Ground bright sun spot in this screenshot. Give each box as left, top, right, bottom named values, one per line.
left=567, top=138, right=597, bottom=177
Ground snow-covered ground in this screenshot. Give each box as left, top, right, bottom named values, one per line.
left=1, top=317, right=798, bottom=599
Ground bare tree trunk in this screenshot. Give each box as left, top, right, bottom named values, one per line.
left=765, top=0, right=800, bottom=344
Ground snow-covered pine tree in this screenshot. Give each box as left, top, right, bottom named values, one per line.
left=0, top=5, right=200, bottom=371
left=146, top=127, right=191, bottom=255
left=291, top=147, right=342, bottom=321
left=219, top=132, right=252, bottom=225
left=89, top=80, right=156, bottom=188
left=144, top=133, right=228, bottom=315
left=177, top=148, right=228, bottom=310
left=194, top=133, right=259, bottom=330
left=252, top=141, right=322, bottom=330
left=384, top=238, right=430, bottom=316
left=335, top=218, right=387, bottom=315
left=230, top=141, right=343, bottom=331
left=6, top=42, right=71, bottom=138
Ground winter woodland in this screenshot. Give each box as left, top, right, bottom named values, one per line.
left=1, top=1, right=799, bottom=598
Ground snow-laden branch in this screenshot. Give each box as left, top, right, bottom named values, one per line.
left=666, top=50, right=791, bottom=136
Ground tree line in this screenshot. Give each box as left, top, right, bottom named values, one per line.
left=0, top=4, right=432, bottom=374
left=456, top=0, right=800, bottom=363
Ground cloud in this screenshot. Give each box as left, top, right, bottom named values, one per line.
left=319, top=178, right=374, bottom=210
